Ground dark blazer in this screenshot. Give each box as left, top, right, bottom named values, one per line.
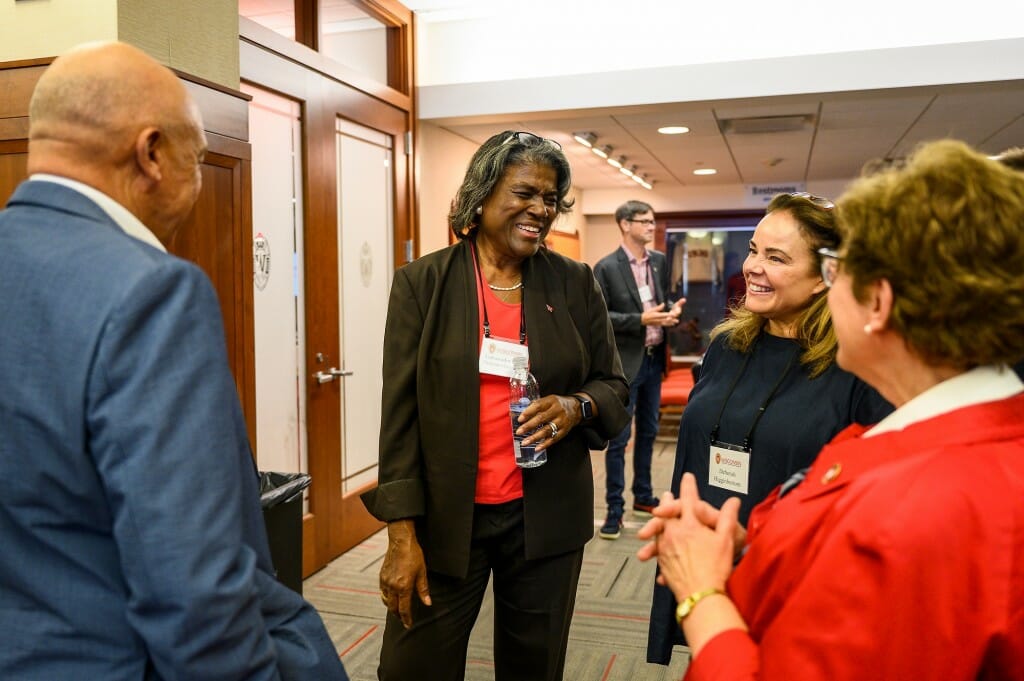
left=361, top=240, right=630, bottom=579
left=594, top=246, right=672, bottom=381
left=0, top=181, right=346, bottom=681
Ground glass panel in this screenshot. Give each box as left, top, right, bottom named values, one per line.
left=321, top=0, right=389, bottom=84
left=244, top=84, right=309, bottom=508
left=664, top=227, right=755, bottom=359
left=239, top=0, right=296, bottom=40
left=335, top=118, right=394, bottom=495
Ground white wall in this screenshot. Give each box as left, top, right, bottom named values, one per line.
left=414, top=2, right=1023, bottom=123
left=1, top=0, right=118, bottom=61
left=417, top=122, right=479, bottom=255
left=415, top=0, right=1023, bottom=87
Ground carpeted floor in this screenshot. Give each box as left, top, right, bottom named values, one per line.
left=304, top=438, right=692, bottom=681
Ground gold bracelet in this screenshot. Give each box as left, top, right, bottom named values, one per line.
left=675, top=587, right=726, bottom=624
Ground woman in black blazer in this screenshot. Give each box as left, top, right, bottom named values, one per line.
left=362, top=131, right=629, bottom=681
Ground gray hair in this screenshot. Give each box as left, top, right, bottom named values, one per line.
left=449, top=131, right=574, bottom=239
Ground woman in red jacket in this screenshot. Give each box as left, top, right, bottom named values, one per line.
left=638, top=139, right=1024, bottom=680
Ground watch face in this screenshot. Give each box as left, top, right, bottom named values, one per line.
left=576, top=396, right=593, bottom=419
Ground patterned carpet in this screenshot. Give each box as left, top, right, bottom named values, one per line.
left=304, top=439, right=692, bottom=681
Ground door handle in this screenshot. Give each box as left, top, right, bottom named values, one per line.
left=314, top=367, right=354, bottom=384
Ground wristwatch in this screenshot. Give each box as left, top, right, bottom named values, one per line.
left=675, top=587, right=725, bottom=624
left=572, top=394, right=593, bottom=420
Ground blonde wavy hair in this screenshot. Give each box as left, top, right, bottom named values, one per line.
left=711, top=193, right=841, bottom=378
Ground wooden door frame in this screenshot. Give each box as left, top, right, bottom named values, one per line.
left=240, top=6, right=415, bottom=574
left=0, top=59, right=257, bottom=445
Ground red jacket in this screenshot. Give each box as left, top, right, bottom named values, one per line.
left=689, top=393, right=1024, bottom=680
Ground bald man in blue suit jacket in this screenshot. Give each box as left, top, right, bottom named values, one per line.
left=0, top=42, right=346, bottom=680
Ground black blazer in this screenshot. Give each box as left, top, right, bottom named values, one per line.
left=361, top=240, right=630, bottom=579
left=593, top=246, right=671, bottom=381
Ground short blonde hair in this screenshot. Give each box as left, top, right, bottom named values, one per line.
left=837, top=139, right=1024, bottom=369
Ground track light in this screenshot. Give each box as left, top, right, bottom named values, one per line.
left=572, top=131, right=597, bottom=148
left=570, top=132, right=652, bottom=188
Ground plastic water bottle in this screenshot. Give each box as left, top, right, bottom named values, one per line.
left=509, top=357, right=546, bottom=468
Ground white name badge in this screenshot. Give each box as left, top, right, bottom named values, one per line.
left=479, top=337, right=530, bottom=378
left=708, top=443, right=751, bottom=495
left=637, top=284, right=654, bottom=303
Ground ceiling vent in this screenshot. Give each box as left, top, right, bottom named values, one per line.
left=719, top=115, right=814, bottom=135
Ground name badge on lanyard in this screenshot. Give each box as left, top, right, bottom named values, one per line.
left=479, top=337, right=530, bottom=378
left=708, top=441, right=751, bottom=495
left=637, top=284, right=654, bottom=303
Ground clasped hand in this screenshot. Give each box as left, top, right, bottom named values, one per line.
left=636, top=473, right=746, bottom=604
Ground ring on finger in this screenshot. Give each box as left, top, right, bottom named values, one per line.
left=548, top=421, right=558, bottom=438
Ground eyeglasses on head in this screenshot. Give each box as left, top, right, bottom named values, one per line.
left=502, top=131, right=562, bottom=151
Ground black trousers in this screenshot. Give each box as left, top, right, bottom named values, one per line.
left=378, top=499, right=585, bottom=681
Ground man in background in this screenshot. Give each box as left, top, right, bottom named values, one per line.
left=594, top=201, right=684, bottom=539
left=0, top=42, right=346, bottom=680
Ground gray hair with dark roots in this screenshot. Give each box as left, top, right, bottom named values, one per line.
left=448, top=130, right=574, bottom=239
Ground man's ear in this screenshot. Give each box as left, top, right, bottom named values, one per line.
left=134, top=127, right=163, bottom=184
left=864, top=278, right=894, bottom=333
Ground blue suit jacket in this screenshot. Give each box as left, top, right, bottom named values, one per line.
left=0, top=181, right=346, bottom=680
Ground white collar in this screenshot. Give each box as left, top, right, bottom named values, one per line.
left=865, top=365, right=1023, bottom=438
left=29, top=174, right=166, bottom=253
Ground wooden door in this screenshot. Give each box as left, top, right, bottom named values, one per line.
left=241, top=17, right=415, bottom=572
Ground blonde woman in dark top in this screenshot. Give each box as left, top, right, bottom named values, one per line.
left=647, top=193, right=892, bottom=664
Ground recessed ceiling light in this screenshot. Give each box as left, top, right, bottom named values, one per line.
left=693, top=168, right=717, bottom=176
left=658, top=126, right=690, bottom=135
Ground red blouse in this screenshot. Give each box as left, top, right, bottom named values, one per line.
left=473, top=280, right=525, bottom=504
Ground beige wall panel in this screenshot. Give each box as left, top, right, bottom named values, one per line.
left=582, top=215, right=622, bottom=268
left=118, top=0, right=239, bottom=88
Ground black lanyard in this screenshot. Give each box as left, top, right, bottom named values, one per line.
left=472, top=242, right=526, bottom=344
left=708, top=335, right=799, bottom=450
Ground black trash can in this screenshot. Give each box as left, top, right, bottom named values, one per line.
left=259, top=472, right=311, bottom=595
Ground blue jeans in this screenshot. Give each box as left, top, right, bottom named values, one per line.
left=605, top=349, right=663, bottom=515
